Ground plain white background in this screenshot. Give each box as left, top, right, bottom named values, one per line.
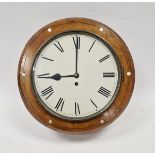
left=0, top=3, right=155, bottom=153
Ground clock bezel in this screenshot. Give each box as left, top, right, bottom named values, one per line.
left=31, top=31, right=122, bottom=122
left=18, top=18, right=135, bottom=133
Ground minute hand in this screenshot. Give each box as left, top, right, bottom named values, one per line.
left=73, top=36, right=80, bottom=74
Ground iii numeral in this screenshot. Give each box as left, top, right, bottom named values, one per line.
left=41, top=86, right=54, bottom=100
left=75, top=102, right=80, bottom=115
left=54, top=41, right=64, bottom=52
left=98, top=86, right=111, bottom=98
left=103, top=72, right=115, bottom=77
left=55, top=97, right=64, bottom=111
left=99, top=54, right=110, bottom=63
left=73, top=36, right=80, bottom=50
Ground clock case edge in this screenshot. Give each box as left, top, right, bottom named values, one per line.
left=18, top=17, right=135, bottom=133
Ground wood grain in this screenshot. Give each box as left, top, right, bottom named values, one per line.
left=18, top=18, right=135, bottom=133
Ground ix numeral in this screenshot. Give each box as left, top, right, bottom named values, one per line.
left=75, top=102, right=80, bottom=115
left=99, top=54, right=111, bottom=63
left=98, top=86, right=111, bottom=98
left=55, top=97, right=65, bottom=111
left=41, top=86, right=54, bottom=100
left=54, top=41, right=64, bottom=52
left=103, top=72, right=115, bottom=77
left=73, top=36, right=80, bottom=50
left=37, top=73, right=50, bottom=78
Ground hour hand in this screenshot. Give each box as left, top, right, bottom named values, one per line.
left=37, top=73, right=75, bottom=81
left=51, top=74, right=75, bottom=81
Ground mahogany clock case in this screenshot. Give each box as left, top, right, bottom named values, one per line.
left=18, top=18, right=135, bottom=133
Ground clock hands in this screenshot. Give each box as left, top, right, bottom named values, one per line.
left=38, top=73, right=77, bottom=81
left=38, top=36, right=81, bottom=82
left=73, top=36, right=80, bottom=76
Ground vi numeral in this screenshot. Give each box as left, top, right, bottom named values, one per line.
left=75, top=102, right=80, bottom=115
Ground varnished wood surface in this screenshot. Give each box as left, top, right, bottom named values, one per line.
left=18, top=18, right=135, bottom=133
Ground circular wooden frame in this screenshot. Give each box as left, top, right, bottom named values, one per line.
left=18, top=18, right=135, bottom=133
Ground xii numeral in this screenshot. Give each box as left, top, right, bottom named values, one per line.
left=103, top=72, right=115, bottom=77
left=98, top=86, right=111, bottom=98
left=41, top=86, right=54, bottom=100
left=55, top=98, right=65, bottom=111
left=54, top=41, right=64, bottom=52
left=73, top=36, right=80, bottom=50
left=75, top=102, right=80, bottom=115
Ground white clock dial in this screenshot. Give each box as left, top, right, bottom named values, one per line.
left=32, top=32, right=121, bottom=121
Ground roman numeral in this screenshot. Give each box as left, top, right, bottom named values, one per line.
left=90, top=99, right=98, bottom=110
left=99, top=54, right=110, bottom=63
left=73, top=36, right=80, bottom=50
left=41, top=86, right=54, bottom=100
left=75, top=102, right=80, bottom=115
left=103, top=72, right=115, bottom=77
left=88, top=40, right=96, bottom=52
left=41, top=54, right=54, bottom=62
left=37, top=73, right=50, bottom=78
left=54, top=41, right=64, bottom=52
left=98, top=86, right=111, bottom=98
left=55, top=97, right=64, bottom=111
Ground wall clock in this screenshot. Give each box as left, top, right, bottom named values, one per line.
left=18, top=18, right=135, bottom=133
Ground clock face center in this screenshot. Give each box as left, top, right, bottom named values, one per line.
left=74, top=73, right=79, bottom=78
